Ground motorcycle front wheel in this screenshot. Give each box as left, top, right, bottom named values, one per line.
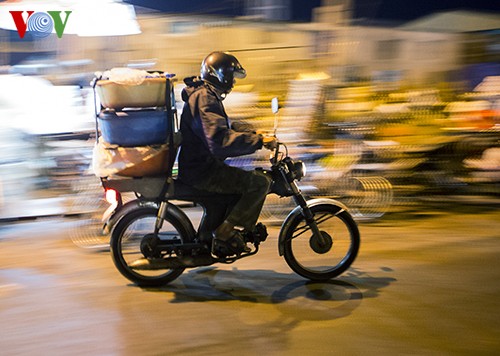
left=283, top=204, right=360, bottom=281
left=110, top=206, right=188, bottom=287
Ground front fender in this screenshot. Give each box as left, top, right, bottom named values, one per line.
left=278, top=198, right=348, bottom=256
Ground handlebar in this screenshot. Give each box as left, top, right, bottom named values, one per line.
left=270, top=140, right=286, bottom=165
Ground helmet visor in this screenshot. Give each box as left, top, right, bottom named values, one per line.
left=233, top=65, right=246, bottom=79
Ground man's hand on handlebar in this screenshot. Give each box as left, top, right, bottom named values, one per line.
left=262, top=135, right=278, bottom=150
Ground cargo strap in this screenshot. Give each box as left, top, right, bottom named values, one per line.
left=158, top=77, right=177, bottom=202
left=91, top=75, right=101, bottom=144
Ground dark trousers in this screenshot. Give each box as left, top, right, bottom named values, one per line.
left=193, top=163, right=271, bottom=231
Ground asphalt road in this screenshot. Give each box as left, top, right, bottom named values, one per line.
left=0, top=205, right=499, bottom=355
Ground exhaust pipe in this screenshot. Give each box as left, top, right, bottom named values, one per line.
left=129, top=255, right=216, bottom=270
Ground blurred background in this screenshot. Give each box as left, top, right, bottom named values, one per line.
left=0, top=0, right=499, bottom=223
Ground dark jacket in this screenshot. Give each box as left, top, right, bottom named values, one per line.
left=178, top=77, right=263, bottom=185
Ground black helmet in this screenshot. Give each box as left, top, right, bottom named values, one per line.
left=200, top=51, right=246, bottom=94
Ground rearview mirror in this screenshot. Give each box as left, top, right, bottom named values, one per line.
left=271, top=97, right=279, bottom=114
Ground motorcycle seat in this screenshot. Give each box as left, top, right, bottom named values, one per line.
left=168, top=179, right=240, bottom=203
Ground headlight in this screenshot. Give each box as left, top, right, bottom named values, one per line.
left=294, top=161, right=306, bottom=180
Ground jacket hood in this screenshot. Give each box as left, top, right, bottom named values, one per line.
left=181, top=76, right=204, bottom=102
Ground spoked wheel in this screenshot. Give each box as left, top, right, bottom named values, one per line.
left=68, top=175, right=110, bottom=250
left=110, top=207, right=189, bottom=287
left=283, top=204, right=360, bottom=281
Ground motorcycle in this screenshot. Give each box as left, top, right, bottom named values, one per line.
left=102, top=98, right=360, bottom=287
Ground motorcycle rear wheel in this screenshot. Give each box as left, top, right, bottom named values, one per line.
left=283, top=204, right=360, bottom=281
left=110, top=207, right=188, bottom=287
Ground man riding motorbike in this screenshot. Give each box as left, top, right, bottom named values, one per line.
left=178, top=51, right=277, bottom=257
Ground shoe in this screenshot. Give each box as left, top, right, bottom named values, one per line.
left=243, top=222, right=268, bottom=244
left=212, top=230, right=250, bottom=257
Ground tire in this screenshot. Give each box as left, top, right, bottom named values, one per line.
left=283, top=204, right=360, bottom=281
left=68, top=175, right=109, bottom=250
left=110, top=206, right=189, bottom=287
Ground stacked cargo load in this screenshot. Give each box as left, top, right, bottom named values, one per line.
left=91, top=68, right=177, bottom=178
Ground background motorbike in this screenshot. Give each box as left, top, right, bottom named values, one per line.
left=105, top=98, right=360, bottom=287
